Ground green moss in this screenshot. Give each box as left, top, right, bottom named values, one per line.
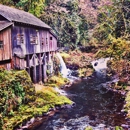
left=85, top=126, right=93, bottom=130
left=47, top=75, right=69, bottom=87
left=0, top=69, right=72, bottom=130
left=3, top=114, right=32, bottom=130
left=115, top=126, right=123, bottom=130
left=78, top=68, right=94, bottom=77
left=124, top=91, right=130, bottom=117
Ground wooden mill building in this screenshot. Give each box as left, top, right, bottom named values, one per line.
left=0, top=4, right=58, bottom=83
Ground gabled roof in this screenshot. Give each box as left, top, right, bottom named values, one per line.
left=0, top=21, right=13, bottom=31
left=0, top=4, right=51, bottom=29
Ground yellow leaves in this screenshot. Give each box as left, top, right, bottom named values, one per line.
left=102, top=35, right=130, bottom=59
left=48, top=75, right=69, bottom=87
left=60, top=52, right=70, bottom=59
left=109, top=36, right=129, bottom=49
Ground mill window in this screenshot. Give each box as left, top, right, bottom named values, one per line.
left=30, top=34, right=38, bottom=45
left=17, top=33, right=24, bottom=45
left=41, top=38, right=44, bottom=45
left=0, top=41, right=3, bottom=49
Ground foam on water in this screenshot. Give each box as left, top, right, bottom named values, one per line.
left=91, top=58, right=110, bottom=72
left=54, top=87, right=67, bottom=96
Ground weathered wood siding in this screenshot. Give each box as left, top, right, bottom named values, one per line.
left=13, top=56, right=26, bottom=69
left=39, top=30, right=48, bottom=52
left=12, top=25, right=55, bottom=55
left=49, top=33, right=57, bottom=51
left=39, top=30, right=57, bottom=52
left=0, top=28, right=12, bottom=61
left=12, top=25, right=57, bottom=56
left=12, top=26, right=26, bottom=56
left=25, top=27, right=41, bottom=54
left=0, top=60, right=11, bottom=70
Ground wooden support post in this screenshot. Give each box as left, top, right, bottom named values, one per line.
left=43, top=53, right=47, bottom=82
left=11, top=58, right=14, bottom=69
left=52, top=51, right=54, bottom=58
left=39, top=53, right=42, bottom=82
left=42, top=64, right=44, bottom=82
left=48, top=52, right=51, bottom=62
left=26, top=55, right=30, bottom=75
left=14, top=56, right=16, bottom=69
left=33, top=54, right=37, bottom=83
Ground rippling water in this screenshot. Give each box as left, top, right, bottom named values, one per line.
left=36, top=75, right=129, bottom=130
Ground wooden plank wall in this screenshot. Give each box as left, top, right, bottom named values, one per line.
left=39, top=30, right=48, bottom=53
left=12, top=26, right=26, bottom=55
left=0, top=62, right=11, bottom=70
left=13, top=56, right=26, bottom=69
left=0, top=28, right=12, bottom=61
left=12, top=25, right=57, bottom=56
left=49, top=33, right=57, bottom=51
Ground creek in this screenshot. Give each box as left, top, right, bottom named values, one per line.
left=36, top=75, right=130, bottom=130
left=36, top=56, right=130, bottom=130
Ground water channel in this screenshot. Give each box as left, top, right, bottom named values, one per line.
left=36, top=74, right=129, bottom=130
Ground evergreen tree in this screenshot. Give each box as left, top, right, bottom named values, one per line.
left=40, top=0, right=88, bottom=47
left=16, top=0, right=46, bottom=17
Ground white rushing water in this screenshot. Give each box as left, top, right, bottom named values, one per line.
left=91, top=58, right=110, bottom=77
left=56, top=53, right=79, bottom=82
left=56, top=53, right=70, bottom=77
left=91, top=58, right=110, bottom=72
left=91, top=58, right=110, bottom=78
left=54, top=87, right=67, bottom=96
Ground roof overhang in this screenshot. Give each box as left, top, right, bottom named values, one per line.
left=0, top=21, right=13, bottom=31
left=49, top=30, right=58, bottom=39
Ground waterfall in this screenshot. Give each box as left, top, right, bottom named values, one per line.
left=56, top=53, right=79, bottom=81
left=56, top=53, right=69, bottom=77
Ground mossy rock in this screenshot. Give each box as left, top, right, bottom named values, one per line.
left=115, top=126, right=123, bottom=130
left=47, top=75, right=69, bottom=87
left=85, top=126, right=93, bottom=130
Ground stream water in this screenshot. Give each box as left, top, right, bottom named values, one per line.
left=36, top=74, right=130, bottom=130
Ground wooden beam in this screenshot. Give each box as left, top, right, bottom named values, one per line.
left=48, top=52, right=51, bottom=62
left=33, top=54, right=37, bottom=83
left=43, top=53, right=47, bottom=82
left=39, top=53, right=42, bottom=82
left=26, top=55, right=30, bottom=75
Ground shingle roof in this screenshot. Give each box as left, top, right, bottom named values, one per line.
left=0, top=4, right=51, bottom=29
left=0, top=21, right=13, bottom=31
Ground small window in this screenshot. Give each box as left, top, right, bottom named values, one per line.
left=17, top=33, right=24, bottom=45
left=30, top=34, right=38, bottom=45
left=0, top=41, right=3, bottom=49
left=50, top=37, right=53, bottom=40
left=41, top=38, right=44, bottom=45
left=20, top=33, right=24, bottom=44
